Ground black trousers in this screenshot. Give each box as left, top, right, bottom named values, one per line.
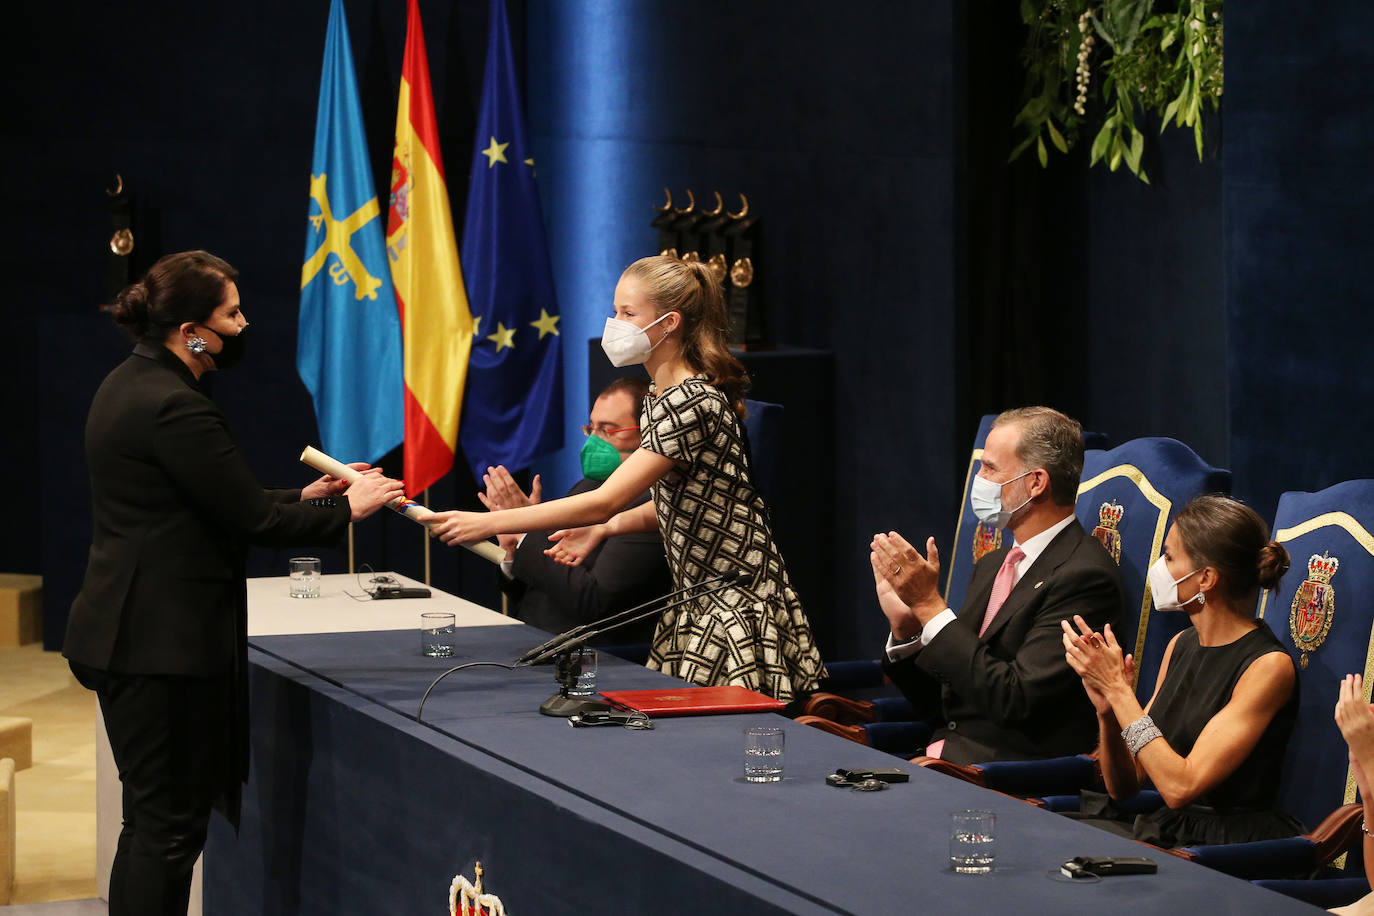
left=73, top=662, right=231, bottom=916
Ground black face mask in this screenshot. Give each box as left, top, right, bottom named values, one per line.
left=204, top=325, right=248, bottom=371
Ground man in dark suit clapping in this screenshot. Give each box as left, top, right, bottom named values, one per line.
left=870, top=407, right=1127, bottom=765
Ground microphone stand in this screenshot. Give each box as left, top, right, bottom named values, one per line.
left=514, top=568, right=737, bottom=666
left=533, top=575, right=744, bottom=717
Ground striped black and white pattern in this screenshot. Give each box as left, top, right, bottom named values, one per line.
left=641, top=376, right=825, bottom=702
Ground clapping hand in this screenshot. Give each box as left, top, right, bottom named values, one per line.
left=1061, top=616, right=1134, bottom=715
left=869, top=532, right=945, bottom=630
left=477, top=465, right=541, bottom=556
left=1335, top=673, right=1374, bottom=802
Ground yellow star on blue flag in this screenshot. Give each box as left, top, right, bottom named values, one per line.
left=458, top=0, right=564, bottom=476
left=530, top=309, right=560, bottom=339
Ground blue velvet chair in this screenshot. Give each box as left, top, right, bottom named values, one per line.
left=742, top=399, right=783, bottom=502
left=1171, top=480, right=1374, bottom=898
left=798, top=415, right=1002, bottom=748
left=1074, top=438, right=1232, bottom=702
left=943, top=414, right=1002, bottom=616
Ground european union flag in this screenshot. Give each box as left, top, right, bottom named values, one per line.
left=298, top=0, right=403, bottom=464
left=458, top=0, right=563, bottom=477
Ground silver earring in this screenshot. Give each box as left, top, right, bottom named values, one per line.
left=1198, top=591, right=1206, bottom=606
left=186, top=336, right=208, bottom=354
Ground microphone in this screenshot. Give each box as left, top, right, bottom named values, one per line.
left=521, top=568, right=747, bottom=668
left=513, top=567, right=742, bottom=665
left=533, top=572, right=749, bottom=716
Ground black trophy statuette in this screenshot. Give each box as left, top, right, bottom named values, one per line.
left=648, top=189, right=766, bottom=350
left=723, top=193, right=764, bottom=349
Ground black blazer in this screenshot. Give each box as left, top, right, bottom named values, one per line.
left=503, top=479, right=670, bottom=643
left=884, top=518, right=1126, bottom=764
left=64, top=343, right=350, bottom=677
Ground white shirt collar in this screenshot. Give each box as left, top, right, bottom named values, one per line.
left=1010, top=512, right=1076, bottom=579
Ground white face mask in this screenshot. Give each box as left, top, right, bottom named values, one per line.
left=969, top=469, right=1034, bottom=528
left=600, top=312, right=671, bottom=367
left=1147, top=556, right=1203, bottom=612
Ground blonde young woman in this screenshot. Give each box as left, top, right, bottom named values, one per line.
left=428, top=255, right=824, bottom=701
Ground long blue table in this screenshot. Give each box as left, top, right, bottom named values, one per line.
left=204, top=624, right=1320, bottom=914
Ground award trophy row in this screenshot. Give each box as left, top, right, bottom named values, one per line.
left=651, top=189, right=764, bottom=349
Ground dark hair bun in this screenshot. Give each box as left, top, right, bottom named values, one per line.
left=110, top=282, right=151, bottom=338
left=1257, top=541, right=1291, bottom=591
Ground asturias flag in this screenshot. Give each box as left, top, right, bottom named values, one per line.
left=298, top=0, right=403, bottom=464
left=387, top=0, right=474, bottom=494
left=458, top=0, right=564, bottom=477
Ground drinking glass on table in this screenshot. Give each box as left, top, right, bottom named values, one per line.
left=421, top=612, right=456, bottom=657
left=949, top=809, right=996, bottom=874
left=743, top=726, right=785, bottom=782
left=566, top=647, right=598, bottom=696
left=289, top=557, right=321, bottom=598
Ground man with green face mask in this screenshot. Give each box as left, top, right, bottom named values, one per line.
left=489, top=377, right=670, bottom=642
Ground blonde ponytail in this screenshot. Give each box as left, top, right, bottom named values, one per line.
left=621, top=255, right=750, bottom=416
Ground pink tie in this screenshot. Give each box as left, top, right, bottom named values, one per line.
left=925, top=546, right=1026, bottom=760
left=979, top=546, right=1025, bottom=636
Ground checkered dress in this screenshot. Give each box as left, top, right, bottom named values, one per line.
left=641, top=376, right=825, bottom=702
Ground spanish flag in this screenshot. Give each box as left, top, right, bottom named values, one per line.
left=386, top=0, right=472, bottom=494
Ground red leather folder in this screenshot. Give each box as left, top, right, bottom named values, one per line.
left=599, top=685, right=785, bottom=717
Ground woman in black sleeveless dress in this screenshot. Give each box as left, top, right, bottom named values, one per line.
left=1061, top=494, right=1303, bottom=847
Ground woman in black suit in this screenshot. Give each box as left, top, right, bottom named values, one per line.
left=63, top=250, right=402, bottom=916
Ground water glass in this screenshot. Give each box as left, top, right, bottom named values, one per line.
left=743, top=725, right=785, bottom=783
left=565, top=647, right=598, bottom=696
left=288, top=557, right=321, bottom=598
left=949, top=809, right=996, bottom=874
left=420, top=612, right=456, bottom=657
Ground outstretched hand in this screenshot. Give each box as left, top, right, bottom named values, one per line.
left=545, top=525, right=607, bottom=567
left=425, top=510, right=493, bottom=546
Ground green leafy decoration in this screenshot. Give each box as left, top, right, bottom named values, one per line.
left=1010, top=0, right=1223, bottom=183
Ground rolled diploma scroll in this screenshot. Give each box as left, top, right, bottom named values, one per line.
left=299, top=446, right=504, bottom=565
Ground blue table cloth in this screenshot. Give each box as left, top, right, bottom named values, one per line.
left=203, top=625, right=1322, bottom=914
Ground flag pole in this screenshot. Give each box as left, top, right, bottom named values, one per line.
left=348, top=522, right=355, bottom=574
left=422, top=488, right=431, bottom=585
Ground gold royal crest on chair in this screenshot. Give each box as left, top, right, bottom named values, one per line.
left=1290, top=552, right=1340, bottom=669
left=1092, top=501, right=1124, bottom=564
left=450, top=862, right=506, bottom=916
left=971, top=521, right=1002, bottom=563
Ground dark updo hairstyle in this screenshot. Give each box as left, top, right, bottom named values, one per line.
left=109, top=250, right=238, bottom=342
left=1173, top=494, right=1291, bottom=610
left=620, top=255, right=750, bottom=417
